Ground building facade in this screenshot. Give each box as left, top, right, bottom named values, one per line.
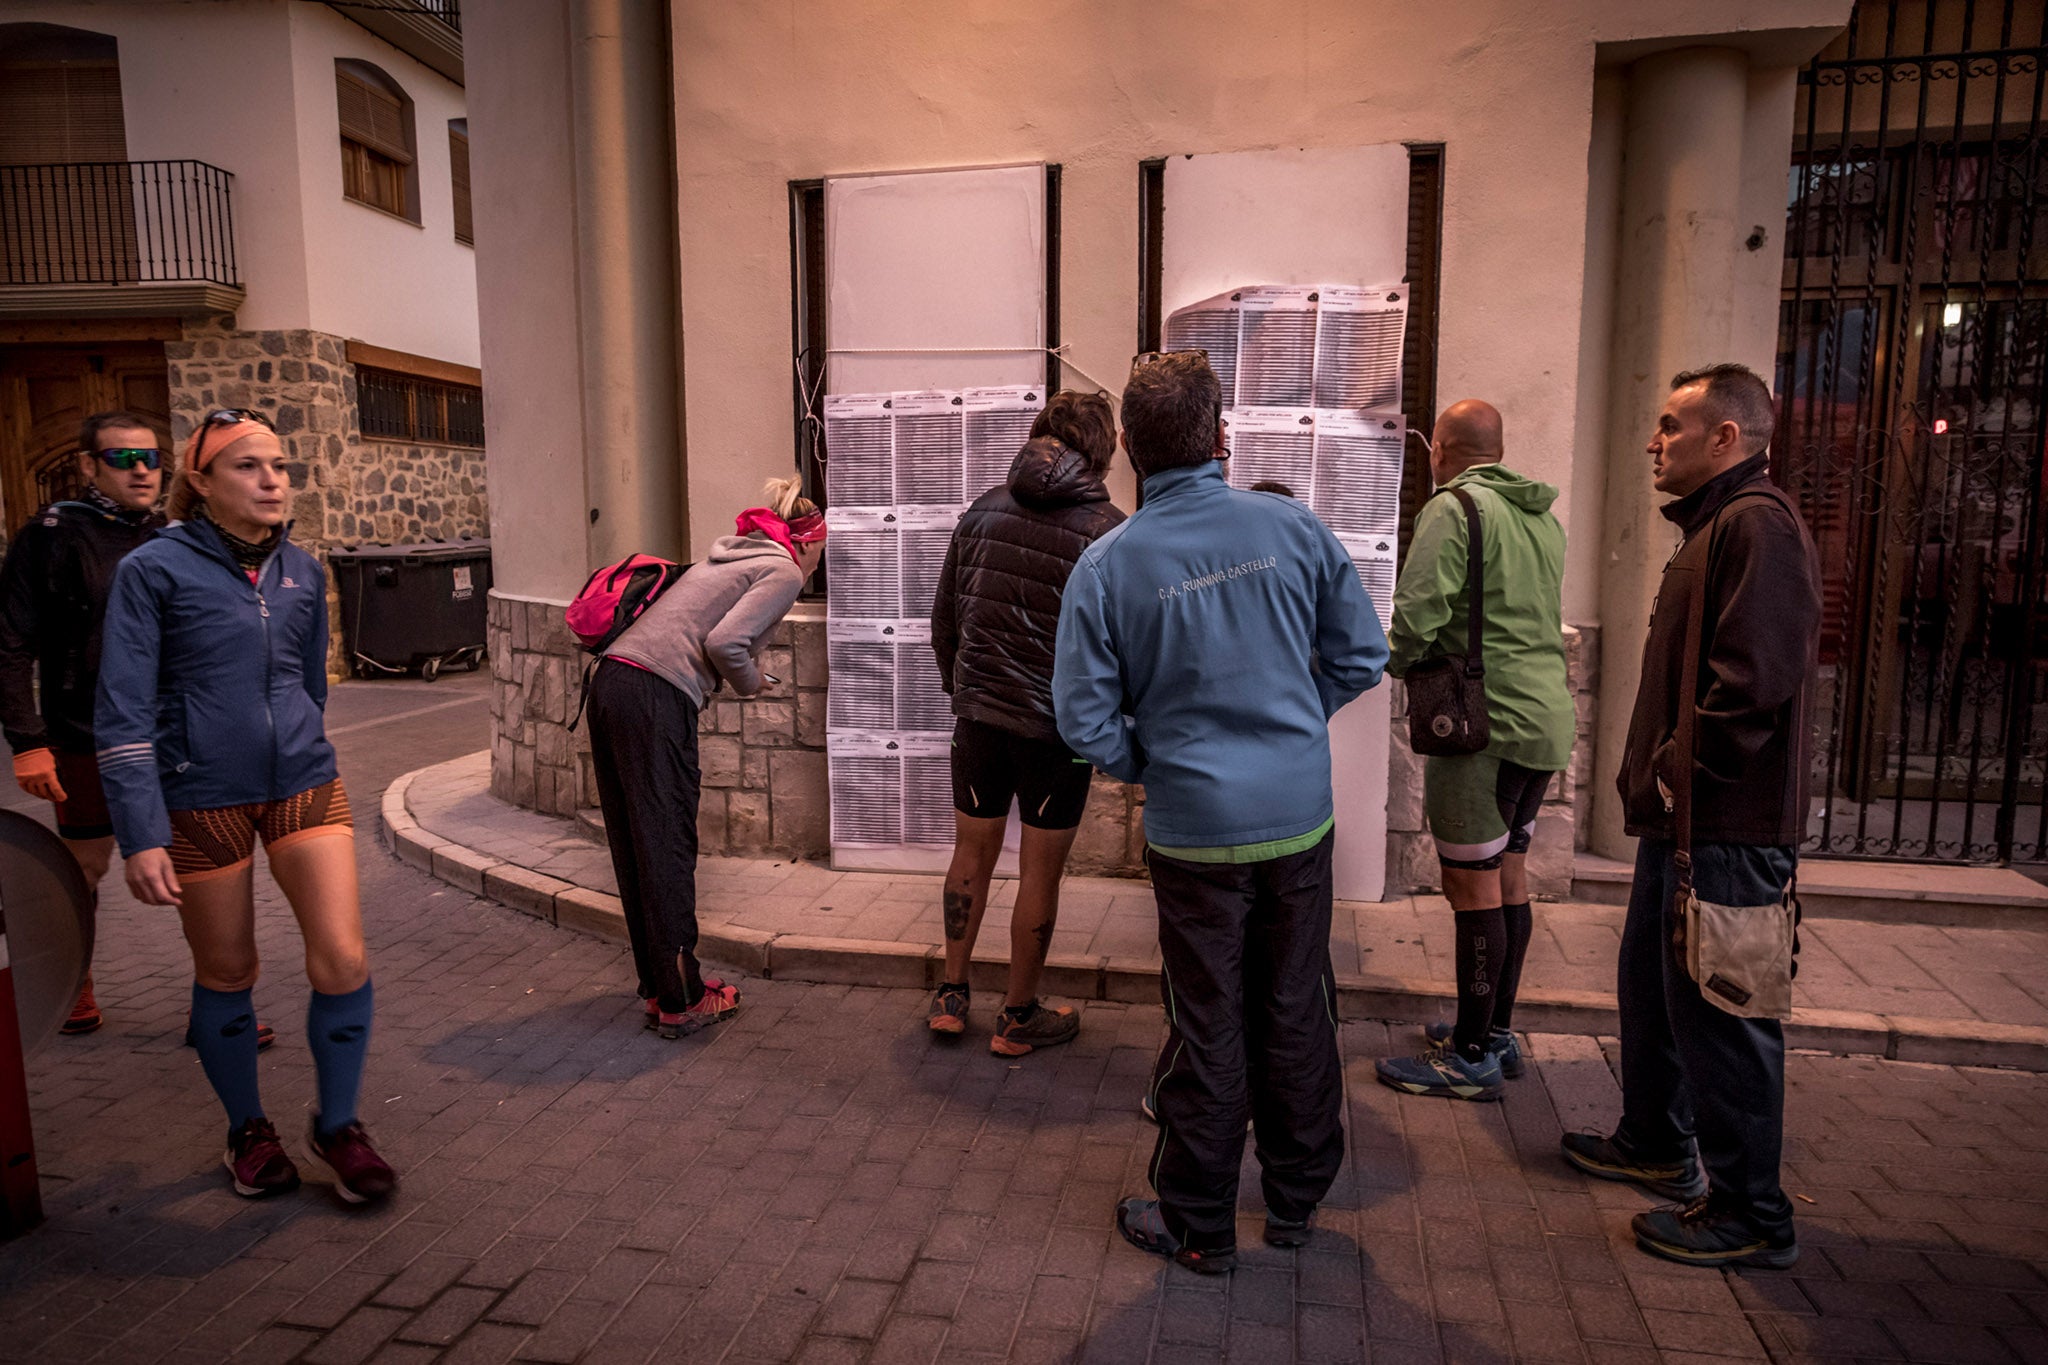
left=0, top=0, right=487, bottom=672
left=469, top=0, right=1880, bottom=892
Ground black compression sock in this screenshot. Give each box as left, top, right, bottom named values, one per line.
left=1493, top=902, right=1533, bottom=1031
left=939, top=980, right=970, bottom=995
left=1452, top=907, right=1507, bottom=1055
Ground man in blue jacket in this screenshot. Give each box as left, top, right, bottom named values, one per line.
left=1055, top=351, right=1388, bottom=1272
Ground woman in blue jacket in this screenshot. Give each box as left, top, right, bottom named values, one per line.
left=96, top=410, right=394, bottom=1206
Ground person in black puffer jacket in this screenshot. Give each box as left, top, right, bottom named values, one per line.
left=927, top=391, right=1124, bottom=1056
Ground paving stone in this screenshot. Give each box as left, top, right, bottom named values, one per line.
left=6, top=677, right=2042, bottom=1365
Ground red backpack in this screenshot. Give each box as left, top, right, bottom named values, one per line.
left=564, top=553, right=689, bottom=729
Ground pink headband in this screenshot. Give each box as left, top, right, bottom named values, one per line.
left=734, top=507, right=827, bottom=562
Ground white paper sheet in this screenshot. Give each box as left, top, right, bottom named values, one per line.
left=1165, top=284, right=1409, bottom=414
left=963, top=385, right=1047, bottom=502
left=823, top=507, right=900, bottom=619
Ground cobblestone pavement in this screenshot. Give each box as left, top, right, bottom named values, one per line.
left=4, top=677, right=2046, bottom=1363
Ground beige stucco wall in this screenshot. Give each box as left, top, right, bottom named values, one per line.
left=287, top=1, right=479, bottom=367
left=665, top=0, right=1850, bottom=572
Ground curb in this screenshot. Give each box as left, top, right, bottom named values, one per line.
left=381, top=773, right=2048, bottom=1073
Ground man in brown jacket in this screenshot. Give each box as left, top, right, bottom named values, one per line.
left=1561, top=363, right=1821, bottom=1270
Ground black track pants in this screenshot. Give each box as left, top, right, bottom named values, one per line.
left=1144, top=831, right=1344, bottom=1252
left=586, top=660, right=705, bottom=1012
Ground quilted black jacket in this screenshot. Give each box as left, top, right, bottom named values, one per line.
left=931, top=437, right=1123, bottom=743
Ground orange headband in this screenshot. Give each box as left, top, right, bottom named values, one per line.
left=185, top=419, right=272, bottom=475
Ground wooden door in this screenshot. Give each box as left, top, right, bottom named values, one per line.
left=0, top=343, right=169, bottom=533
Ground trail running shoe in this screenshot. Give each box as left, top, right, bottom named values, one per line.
left=185, top=1020, right=278, bottom=1051
left=989, top=1001, right=1078, bottom=1057
left=223, top=1117, right=300, bottom=1199
left=1375, top=1044, right=1505, bottom=1100
left=641, top=996, right=660, bottom=1029
left=1632, top=1197, right=1798, bottom=1269
left=656, top=980, right=740, bottom=1039
left=61, top=976, right=102, bottom=1034
left=306, top=1119, right=398, bottom=1205
left=1116, top=1197, right=1234, bottom=1274
left=1264, top=1208, right=1314, bottom=1248
left=1560, top=1130, right=1708, bottom=1202
left=1422, top=1021, right=1524, bottom=1078
left=928, top=983, right=970, bottom=1037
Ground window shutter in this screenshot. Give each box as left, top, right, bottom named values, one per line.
left=336, top=68, right=411, bottom=164
left=0, top=60, right=127, bottom=164
left=449, top=127, right=472, bottom=244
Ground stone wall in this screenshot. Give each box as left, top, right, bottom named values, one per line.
left=164, top=314, right=491, bottom=673
left=489, top=600, right=1599, bottom=896
left=1382, top=624, right=1590, bottom=900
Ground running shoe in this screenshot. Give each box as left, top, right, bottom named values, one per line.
left=927, top=983, right=970, bottom=1037
left=1559, top=1130, right=1708, bottom=1202
left=223, top=1117, right=300, bottom=1199
left=1632, top=1197, right=1798, bottom=1269
left=989, top=1001, right=1078, bottom=1057
left=1422, top=1021, right=1524, bottom=1078
left=1116, top=1197, right=1234, bottom=1274
left=656, top=980, right=740, bottom=1040
left=185, top=1020, right=278, bottom=1051
left=306, top=1119, right=398, bottom=1205
left=1264, top=1208, right=1314, bottom=1248
left=1375, top=1044, right=1505, bottom=1100
left=641, top=996, right=660, bottom=1029
left=61, top=976, right=102, bottom=1034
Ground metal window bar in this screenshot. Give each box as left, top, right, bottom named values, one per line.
left=1781, top=0, right=2048, bottom=864
left=356, top=366, right=485, bottom=448
left=0, top=160, right=238, bottom=287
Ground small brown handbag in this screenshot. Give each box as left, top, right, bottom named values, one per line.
left=1405, top=487, right=1491, bottom=757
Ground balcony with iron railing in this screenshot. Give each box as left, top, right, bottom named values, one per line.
left=0, top=160, right=247, bottom=318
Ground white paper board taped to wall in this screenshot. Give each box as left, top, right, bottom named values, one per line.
left=1162, top=143, right=1412, bottom=902
left=825, top=164, right=1047, bottom=395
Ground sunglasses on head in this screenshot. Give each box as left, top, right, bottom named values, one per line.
left=94, top=447, right=164, bottom=472
left=190, top=408, right=276, bottom=470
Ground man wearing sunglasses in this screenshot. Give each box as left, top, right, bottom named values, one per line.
left=0, top=411, right=168, bottom=1034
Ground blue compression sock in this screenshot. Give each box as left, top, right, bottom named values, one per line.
left=307, top=979, right=374, bottom=1138
left=189, top=983, right=264, bottom=1137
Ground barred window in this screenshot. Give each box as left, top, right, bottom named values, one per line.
left=357, top=365, right=483, bottom=446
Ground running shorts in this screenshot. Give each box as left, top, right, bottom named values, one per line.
left=53, top=748, right=113, bottom=841
left=168, top=778, right=354, bottom=882
left=1423, top=754, right=1556, bottom=871
left=950, top=716, right=1094, bottom=831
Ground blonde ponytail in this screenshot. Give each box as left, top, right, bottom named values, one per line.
left=762, top=475, right=816, bottom=520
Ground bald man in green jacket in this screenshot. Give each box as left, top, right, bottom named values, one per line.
left=1375, top=400, right=1575, bottom=1101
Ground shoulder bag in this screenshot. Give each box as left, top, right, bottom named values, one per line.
left=1671, top=488, right=1802, bottom=1020
left=1405, top=487, right=1490, bottom=757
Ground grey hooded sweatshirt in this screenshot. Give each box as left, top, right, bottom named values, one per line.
left=604, top=534, right=804, bottom=709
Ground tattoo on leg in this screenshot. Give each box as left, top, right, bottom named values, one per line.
left=943, top=888, right=972, bottom=941
left=1031, top=919, right=1054, bottom=960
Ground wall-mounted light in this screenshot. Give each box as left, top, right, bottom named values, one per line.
left=1943, top=302, right=1964, bottom=327
left=1933, top=418, right=1950, bottom=434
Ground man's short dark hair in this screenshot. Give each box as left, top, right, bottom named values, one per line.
left=78, top=410, right=159, bottom=453
left=1670, top=363, right=1775, bottom=455
left=1120, top=352, right=1223, bottom=479
left=1030, top=389, right=1116, bottom=474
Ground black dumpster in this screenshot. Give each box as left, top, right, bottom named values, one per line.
left=328, top=539, right=492, bottom=681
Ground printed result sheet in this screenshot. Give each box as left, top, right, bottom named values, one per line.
left=822, top=386, right=1045, bottom=851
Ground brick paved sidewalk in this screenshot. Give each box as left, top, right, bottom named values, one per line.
left=8, top=883, right=2047, bottom=1364
left=395, top=753, right=2048, bottom=1071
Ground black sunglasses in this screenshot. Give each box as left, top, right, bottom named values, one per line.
left=94, top=447, right=164, bottom=472
left=190, top=408, right=276, bottom=470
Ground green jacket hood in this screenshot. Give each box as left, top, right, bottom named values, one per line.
left=1449, top=463, right=1559, bottom=515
